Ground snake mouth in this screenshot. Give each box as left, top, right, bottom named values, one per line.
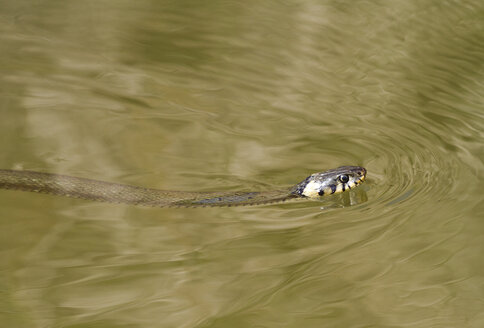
left=352, top=168, right=366, bottom=187
left=357, top=168, right=367, bottom=183
left=343, top=167, right=366, bottom=192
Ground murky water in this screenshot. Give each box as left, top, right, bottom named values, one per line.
left=1, top=1, right=483, bottom=327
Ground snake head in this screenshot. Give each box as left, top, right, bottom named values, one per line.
left=291, top=166, right=366, bottom=198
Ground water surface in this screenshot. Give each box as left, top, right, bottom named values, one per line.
left=1, top=1, right=483, bottom=327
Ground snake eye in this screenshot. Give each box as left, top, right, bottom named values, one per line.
left=339, top=174, right=349, bottom=183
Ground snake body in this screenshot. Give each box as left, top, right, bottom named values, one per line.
left=0, top=166, right=366, bottom=207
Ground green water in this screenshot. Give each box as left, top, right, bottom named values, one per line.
left=1, top=1, right=483, bottom=327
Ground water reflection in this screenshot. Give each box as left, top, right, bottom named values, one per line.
left=0, top=0, right=483, bottom=327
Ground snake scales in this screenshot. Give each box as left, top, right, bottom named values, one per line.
left=0, top=166, right=366, bottom=207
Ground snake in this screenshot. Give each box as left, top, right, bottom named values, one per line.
left=0, top=166, right=366, bottom=207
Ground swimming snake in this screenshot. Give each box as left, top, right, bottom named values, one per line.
left=0, top=166, right=366, bottom=207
